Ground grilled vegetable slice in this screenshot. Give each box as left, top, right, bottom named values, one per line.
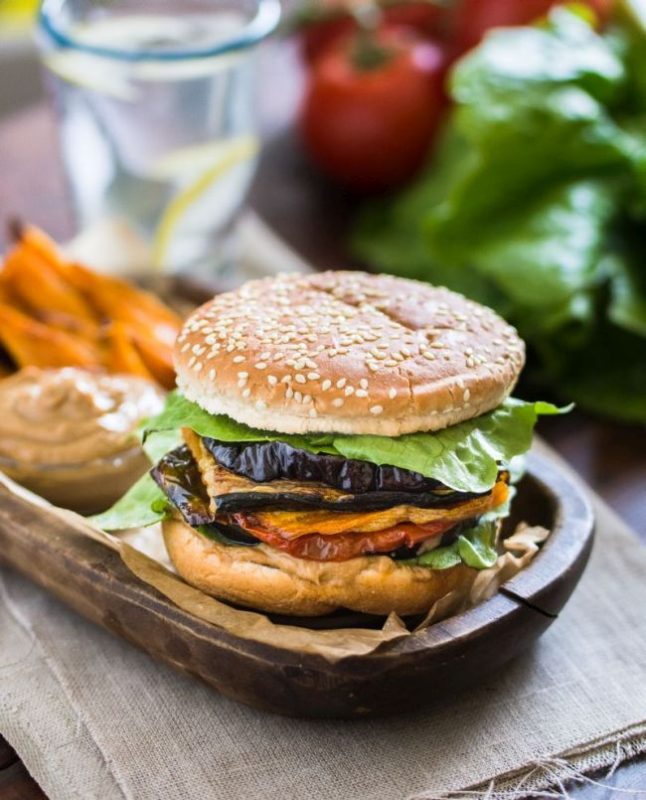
left=188, top=430, right=494, bottom=513
left=235, top=519, right=458, bottom=562
left=150, top=446, right=212, bottom=527
left=233, top=481, right=507, bottom=539
left=201, top=437, right=448, bottom=494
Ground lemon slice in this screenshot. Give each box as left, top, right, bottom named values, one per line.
left=152, top=135, right=260, bottom=271
left=43, top=51, right=137, bottom=101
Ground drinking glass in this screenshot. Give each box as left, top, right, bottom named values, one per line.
left=37, top=0, right=281, bottom=276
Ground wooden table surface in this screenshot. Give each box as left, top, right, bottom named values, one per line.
left=0, top=42, right=645, bottom=799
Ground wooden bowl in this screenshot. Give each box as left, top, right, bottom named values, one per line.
left=0, top=450, right=593, bottom=719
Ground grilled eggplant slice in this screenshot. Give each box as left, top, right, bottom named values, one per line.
left=151, top=446, right=213, bottom=527
left=188, top=435, right=489, bottom=513
left=202, top=438, right=446, bottom=494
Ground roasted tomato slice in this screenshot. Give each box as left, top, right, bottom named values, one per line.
left=233, top=517, right=456, bottom=561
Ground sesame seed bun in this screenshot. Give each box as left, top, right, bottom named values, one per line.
left=162, top=517, right=477, bottom=616
left=175, top=271, right=525, bottom=436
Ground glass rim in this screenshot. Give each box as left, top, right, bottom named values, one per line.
left=37, top=0, right=282, bottom=61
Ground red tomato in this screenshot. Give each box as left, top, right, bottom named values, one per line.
left=452, top=0, right=613, bottom=53
left=300, top=28, right=447, bottom=192
left=235, top=516, right=452, bottom=561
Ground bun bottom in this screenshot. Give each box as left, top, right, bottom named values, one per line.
left=162, top=518, right=477, bottom=617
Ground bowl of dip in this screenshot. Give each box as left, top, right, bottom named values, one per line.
left=0, top=367, right=165, bottom=514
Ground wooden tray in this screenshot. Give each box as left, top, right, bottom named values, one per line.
left=0, top=450, right=593, bottom=719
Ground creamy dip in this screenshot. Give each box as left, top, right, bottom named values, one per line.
left=0, top=367, right=164, bottom=514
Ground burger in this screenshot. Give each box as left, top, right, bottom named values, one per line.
left=98, top=271, right=562, bottom=616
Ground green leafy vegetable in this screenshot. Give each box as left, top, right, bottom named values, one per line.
left=352, top=7, right=646, bottom=422
left=403, top=519, right=499, bottom=570
left=457, top=521, right=499, bottom=569
left=143, top=390, right=338, bottom=456
left=90, top=473, right=168, bottom=531
left=332, top=399, right=566, bottom=493
left=413, top=544, right=462, bottom=570
left=143, top=391, right=566, bottom=494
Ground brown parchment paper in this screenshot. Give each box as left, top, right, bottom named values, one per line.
left=0, top=470, right=548, bottom=662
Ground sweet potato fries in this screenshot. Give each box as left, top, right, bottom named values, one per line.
left=0, top=225, right=181, bottom=388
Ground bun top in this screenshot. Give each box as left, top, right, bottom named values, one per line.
left=175, top=272, right=525, bottom=436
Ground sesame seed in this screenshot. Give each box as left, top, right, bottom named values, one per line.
left=255, top=400, right=267, bottom=410
left=344, top=386, right=355, bottom=396
left=286, top=387, right=294, bottom=399
left=359, top=378, right=368, bottom=390
left=322, top=379, right=332, bottom=391
left=336, top=378, right=347, bottom=389
left=303, top=394, right=312, bottom=405
left=463, top=389, right=471, bottom=402
left=294, top=391, right=303, bottom=403
left=370, top=405, right=384, bottom=415
left=308, top=372, right=320, bottom=381
left=208, top=368, right=216, bottom=381
left=355, top=389, right=368, bottom=398
left=388, top=388, right=397, bottom=399
left=295, top=374, right=306, bottom=385
left=255, top=362, right=267, bottom=370
left=308, top=408, right=318, bottom=418
left=194, top=362, right=203, bottom=372
left=188, top=355, right=196, bottom=368
left=242, top=388, right=251, bottom=398
left=267, top=375, right=278, bottom=386
left=332, top=398, right=344, bottom=408
left=238, top=371, right=248, bottom=380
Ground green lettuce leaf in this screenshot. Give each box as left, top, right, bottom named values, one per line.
left=413, top=544, right=462, bottom=570
left=89, top=473, right=167, bottom=531
left=143, top=392, right=566, bottom=494
left=457, top=521, right=499, bottom=569
left=403, top=519, right=499, bottom=570
left=332, top=399, right=566, bottom=493
left=143, top=390, right=338, bottom=456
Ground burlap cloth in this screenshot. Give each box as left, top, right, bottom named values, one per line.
left=1, top=442, right=645, bottom=800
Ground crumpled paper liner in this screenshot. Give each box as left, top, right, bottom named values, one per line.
left=0, top=470, right=548, bottom=662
